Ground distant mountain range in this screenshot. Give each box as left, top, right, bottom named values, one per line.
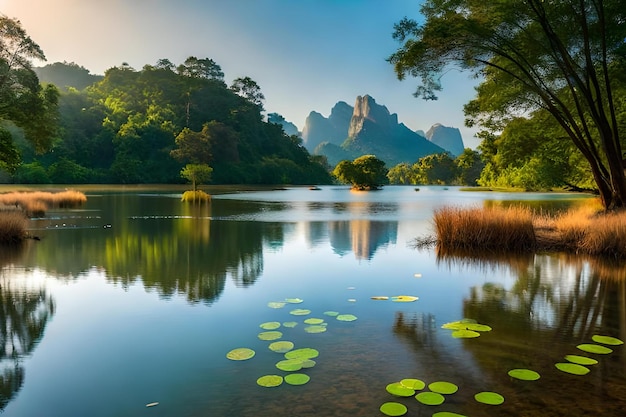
left=275, top=95, right=465, bottom=167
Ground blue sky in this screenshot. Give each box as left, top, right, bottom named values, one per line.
left=1, top=0, right=480, bottom=147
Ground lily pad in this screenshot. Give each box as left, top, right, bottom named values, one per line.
left=400, top=378, right=425, bottom=390
left=441, top=321, right=467, bottom=330
left=555, top=362, right=590, bottom=375
left=300, top=359, right=316, bottom=368
left=256, top=374, right=283, bottom=387
left=415, top=391, right=445, bottom=406
left=428, top=381, right=458, bottom=394
left=323, top=311, right=339, bottom=317
left=284, top=373, right=310, bottom=385
left=290, top=309, right=311, bottom=316
left=304, top=318, right=324, bottom=325
left=336, top=314, right=358, bottom=322
left=226, top=348, right=256, bottom=361
left=386, top=382, right=416, bottom=397
left=433, top=413, right=467, bottom=417
left=379, top=402, right=408, bottom=416
left=259, top=321, right=281, bottom=330
left=267, top=301, right=286, bottom=309
left=391, top=295, right=419, bottom=302
left=592, top=335, right=624, bottom=346
left=276, top=359, right=304, bottom=371
left=285, top=298, right=304, bottom=304
left=565, top=355, right=598, bottom=366
left=282, top=321, right=298, bottom=328
left=371, top=296, right=389, bottom=300
left=442, top=321, right=491, bottom=332
left=474, top=391, right=504, bottom=405
left=508, top=369, right=540, bottom=381
left=304, top=325, right=327, bottom=334
left=285, top=348, right=319, bottom=360
left=577, top=344, right=613, bottom=354
left=466, top=323, right=492, bottom=332
left=258, top=331, right=283, bottom=341
left=451, top=329, right=481, bottom=339
left=269, top=341, right=294, bottom=353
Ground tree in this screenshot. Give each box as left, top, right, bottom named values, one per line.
left=389, top=0, right=626, bottom=209
left=181, top=163, right=212, bottom=191
left=455, top=149, right=485, bottom=186
left=415, top=152, right=458, bottom=185
left=333, top=155, right=388, bottom=190
left=230, top=76, right=265, bottom=111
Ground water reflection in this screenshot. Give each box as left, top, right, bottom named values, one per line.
left=0, top=245, right=54, bottom=411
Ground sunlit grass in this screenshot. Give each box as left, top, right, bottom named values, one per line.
left=0, top=210, right=28, bottom=244
left=0, top=190, right=87, bottom=216
left=181, top=190, right=211, bottom=203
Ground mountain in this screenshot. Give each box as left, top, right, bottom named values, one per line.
left=302, top=95, right=449, bottom=167
left=425, top=124, right=465, bottom=156
left=268, top=113, right=299, bottom=136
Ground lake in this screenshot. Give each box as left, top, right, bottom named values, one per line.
left=1, top=185, right=624, bottom=417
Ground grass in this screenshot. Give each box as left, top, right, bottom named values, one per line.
left=181, top=190, right=211, bottom=203
left=0, top=190, right=87, bottom=216
left=0, top=210, right=29, bottom=244
left=431, top=199, right=626, bottom=259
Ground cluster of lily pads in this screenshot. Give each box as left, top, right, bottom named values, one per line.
left=380, top=377, right=504, bottom=417
left=554, top=334, right=624, bottom=376
left=226, top=297, right=359, bottom=388
left=441, top=318, right=492, bottom=339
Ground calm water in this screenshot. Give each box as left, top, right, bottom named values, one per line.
left=1, top=185, right=624, bottom=417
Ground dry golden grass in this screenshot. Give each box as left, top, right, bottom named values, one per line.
left=0, top=211, right=28, bottom=244
left=0, top=190, right=87, bottom=216
left=181, top=190, right=211, bottom=203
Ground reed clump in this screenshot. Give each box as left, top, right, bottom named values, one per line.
left=0, top=190, right=87, bottom=216
left=0, top=210, right=28, bottom=244
left=181, top=190, right=211, bottom=203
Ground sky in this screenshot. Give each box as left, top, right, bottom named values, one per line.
left=1, top=0, right=481, bottom=148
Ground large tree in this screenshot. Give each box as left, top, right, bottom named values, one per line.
left=389, top=0, right=626, bottom=209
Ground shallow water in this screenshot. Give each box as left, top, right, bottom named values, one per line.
left=1, top=185, right=623, bottom=417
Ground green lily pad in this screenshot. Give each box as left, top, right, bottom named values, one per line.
left=336, top=314, right=358, bottom=322
left=226, top=347, right=255, bottom=361
left=284, top=373, right=310, bottom=385
left=555, top=362, right=590, bottom=375
left=391, top=295, right=419, bottom=302
left=508, top=369, right=540, bottom=381
left=565, top=355, right=598, bottom=366
left=269, top=341, right=294, bottom=353
left=577, top=344, right=613, bottom=354
left=441, top=321, right=467, bottom=330
left=258, top=331, right=283, bottom=341
left=592, top=335, right=624, bottom=346
left=466, top=323, right=492, bottom=332
left=432, top=412, right=467, bottom=417
left=323, top=311, right=339, bottom=316
left=379, top=402, right=408, bottom=416
left=474, top=391, right=504, bottom=405
left=267, top=301, right=286, bottom=309
left=415, top=391, right=445, bottom=405
left=386, top=382, right=415, bottom=397
left=285, top=348, right=319, bottom=360
left=290, top=309, right=311, bottom=316
left=285, top=298, right=304, bottom=303
left=259, top=321, right=281, bottom=330
left=256, top=374, right=283, bottom=387
left=400, top=378, right=425, bottom=390
left=304, top=325, right=327, bottom=334
left=442, top=321, right=491, bottom=332
left=451, top=329, right=481, bottom=339
left=276, top=359, right=304, bottom=371
left=282, top=321, right=298, bottom=328
left=304, top=318, right=325, bottom=325
left=300, top=359, right=316, bottom=368
left=428, top=381, right=458, bottom=394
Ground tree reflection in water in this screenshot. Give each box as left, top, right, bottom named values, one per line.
left=0, top=244, right=54, bottom=411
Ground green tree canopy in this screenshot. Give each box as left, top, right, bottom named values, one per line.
left=333, top=155, right=388, bottom=190
left=181, top=163, right=213, bottom=191
left=389, top=0, right=626, bottom=209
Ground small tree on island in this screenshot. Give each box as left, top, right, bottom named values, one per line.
left=333, top=155, right=388, bottom=190
left=180, top=163, right=212, bottom=202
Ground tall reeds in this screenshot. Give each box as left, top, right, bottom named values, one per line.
left=0, top=210, right=28, bottom=244
left=0, top=190, right=87, bottom=216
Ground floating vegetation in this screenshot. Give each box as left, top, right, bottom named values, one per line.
left=451, top=329, right=481, bottom=339
left=268, top=341, right=294, bottom=353
left=259, top=321, right=281, bottom=330
left=577, top=343, right=613, bottom=354
left=284, top=373, right=310, bottom=385
left=336, top=314, right=358, bottom=322
left=285, top=298, right=304, bottom=304
left=226, top=348, right=256, bottom=361
left=304, top=325, right=327, bottom=334
left=391, top=295, right=419, bottom=302
left=258, top=331, right=283, bottom=341
left=289, top=309, right=311, bottom=316
left=592, top=335, right=624, bottom=346
left=442, top=319, right=492, bottom=339
left=474, top=391, right=504, bottom=405
left=323, top=311, right=339, bottom=316
left=379, top=402, right=408, bottom=416
left=276, top=359, right=304, bottom=371
left=285, top=348, right=319, bottom=360
left=433, top=412, right=467, bottom=417
left=428, top=381, right=458, bottom=395
left=415, top=391, right=445, bottom=405
left=400, top=378, right=425, bottom=390
left=257, top=375, right=283, bottom=387
left=282, top=321, right=298, bottom=328
left=303, top=318, right=324, bottom=325
left=386, top=382, right=416, bottom=397
left=371, top=296, right=389, bottom=300
left=268, top=301, right=286, bottom=309
left=300, top=359, right=316, bottom=369
left=565, top=355, right=598, bottom=366
left=555, top=362, right=590, bottom=375
left=508, top=369, right=541, bottom=381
